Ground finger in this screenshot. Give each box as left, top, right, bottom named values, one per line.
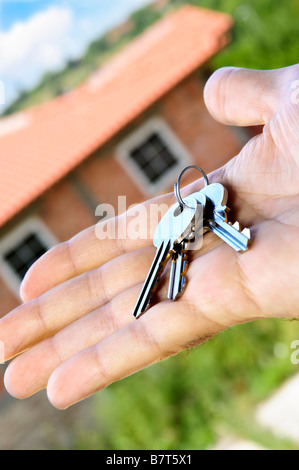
left=4, top=283, right=142, bottom=399
left=20, top=193, right=174, bottom=302
left=46, top=302, right=225, bottom=410
left=0, top=247, right=155, bottom=360
left=4, top=250, right=181, bottom=399
left=204, top=66, right=287, bottom=126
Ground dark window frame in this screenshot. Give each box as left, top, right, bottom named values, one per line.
left=4, top=232, right=48, bottom=281
left=0, top=218, right=57, bottom=296
left=116, top=117, right=192, bottom=196
left=129, top=132, right=178, bottom=184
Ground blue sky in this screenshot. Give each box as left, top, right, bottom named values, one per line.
left=0, top=0, right=151, bottom=111
left=0, top=0, right=149, bottom=31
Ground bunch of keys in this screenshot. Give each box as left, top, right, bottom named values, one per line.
left=133, top=165, right=251, bottom=319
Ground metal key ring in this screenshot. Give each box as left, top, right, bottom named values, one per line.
left=174, top=165, right=209, bottom=209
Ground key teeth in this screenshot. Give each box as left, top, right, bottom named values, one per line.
left=231, top=221, right=251, bottom=241
left=232, top=221, right=240, bottom=231
left=241, top=227, right=251, bottom=240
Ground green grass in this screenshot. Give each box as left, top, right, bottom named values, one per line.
left=74, top=318, right=299, bottom=450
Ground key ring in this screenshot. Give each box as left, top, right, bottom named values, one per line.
left=174, top=165, right=209, bottom=209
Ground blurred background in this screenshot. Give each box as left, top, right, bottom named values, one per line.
left=0, top=0, right=298, bottom=450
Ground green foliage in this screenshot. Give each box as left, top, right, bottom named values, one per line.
left=4, top=0, right=298, bottom=116
left=175, top=0, right=299, bottom=69
left=75, top=319, right=299, bottom=450
left=128, top=5, right=163, bottom=34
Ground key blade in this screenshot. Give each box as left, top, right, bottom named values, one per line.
left=209, top=214, right=250, bottom=252
left=133, top=239, right=171, bottom=319
left=168, top=241, right=189, bottom=301
left=179, top=251, right=189, bottom=296
left=167, top=250, right=178, bottom=301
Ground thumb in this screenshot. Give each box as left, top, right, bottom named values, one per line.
left=203, top=66, right=288, bottom=127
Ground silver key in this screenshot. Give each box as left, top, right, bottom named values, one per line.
left=168, top=239, right=189, bottom=301
left=167, top=195, right=205, bottom=301
left=195, top=183, right=250, bottom=252
left=133, top=198, right=201, bottom=318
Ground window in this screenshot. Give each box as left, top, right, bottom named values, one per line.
left=0, top=218, right=57, bottom=297
left=116, top=117, right=191, bottom=195
left=4, top=233, right=48, bottom=281
left=129, top=133, right=178, bottom=184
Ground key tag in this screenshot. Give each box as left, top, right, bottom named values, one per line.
left=174, top=165, right=210, bottom=209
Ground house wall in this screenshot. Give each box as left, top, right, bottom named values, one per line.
left=161, top=73, right=246, bottom=173
left=74, top=72, right=245, bottom=206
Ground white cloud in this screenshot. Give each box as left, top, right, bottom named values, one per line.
left=0, top=6, right=75, bottom=74
left=0, top=6, right=78, bottom=110
left=0, top=0, right=152, bottom=113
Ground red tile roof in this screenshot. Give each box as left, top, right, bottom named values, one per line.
left=0, top=5, right=232, bottom=227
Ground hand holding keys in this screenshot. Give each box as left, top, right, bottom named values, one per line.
left=133, top=166, right=251, bottom=319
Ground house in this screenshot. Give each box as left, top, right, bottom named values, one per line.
left=0, top=6, right=246, bottom=332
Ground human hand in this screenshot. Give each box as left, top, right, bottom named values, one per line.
left=1, top=65, right=299, bottom=409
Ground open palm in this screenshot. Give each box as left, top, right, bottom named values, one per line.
left=1, top=66, right=299, bottom=409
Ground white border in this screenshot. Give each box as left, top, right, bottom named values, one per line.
left=0, top=217, right=58, bottom=298
left=115, top=117, right=191, bottom=196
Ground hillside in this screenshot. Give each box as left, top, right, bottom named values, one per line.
left=2, top=0, right=299, bottom=116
